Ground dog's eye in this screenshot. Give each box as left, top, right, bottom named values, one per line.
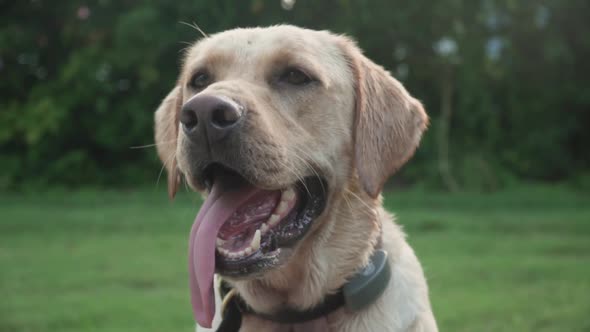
left=189, top=71, right=211, bottom=89
left=279, top=68, right=312, bottom=86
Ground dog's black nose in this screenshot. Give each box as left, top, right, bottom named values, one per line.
left=180, top=94, right=243, bottom=143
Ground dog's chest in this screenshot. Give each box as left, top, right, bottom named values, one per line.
left=239, top=315, right=331, bottom=332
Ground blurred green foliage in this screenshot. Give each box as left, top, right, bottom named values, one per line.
left=1, top=0, right=589, bottom=190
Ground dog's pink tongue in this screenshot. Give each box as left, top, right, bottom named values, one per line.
left=188, top=182, right=261, bottom=328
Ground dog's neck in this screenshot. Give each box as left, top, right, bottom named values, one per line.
left=228, top=184, right=382, bottom=316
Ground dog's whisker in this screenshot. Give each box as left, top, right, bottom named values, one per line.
left=341, top=190, right=355, bottom=216
left=182, top=174, right=192, bottom=194
left=344, top=188, right=375, bottom=215
left=277, top=159, right=311, bottom=196
left=155, top=150, right=176, bottom=189
left=287, top=145, right=327, bottom=197
left=131, top=138, right=177, bottom=149
left=274, top=159, right=312, bottom=198
left=130, top=141, right=175, bottom=149
left=179, top=21, right=209, bottom=38
left=179, top=44, right=193, bottom=54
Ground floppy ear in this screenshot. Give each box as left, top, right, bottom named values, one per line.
left=154, top=86, right=182, bottom=199
left=340, top=38, right=428, bottom=198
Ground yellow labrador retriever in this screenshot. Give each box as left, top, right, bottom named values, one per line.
left=155, top=25, right=437, bottom=332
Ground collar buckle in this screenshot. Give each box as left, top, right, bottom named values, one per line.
left=343, top=249, right=391, bottom=311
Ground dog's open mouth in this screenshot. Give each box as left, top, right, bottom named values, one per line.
left=188, top=164, right=326, bottom=326
left=207, top=165, right=326, bottom=275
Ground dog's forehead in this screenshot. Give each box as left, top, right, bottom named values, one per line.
left=215, top=26, right=316, bottom=49
left=185, top=26, right=334, bottom=67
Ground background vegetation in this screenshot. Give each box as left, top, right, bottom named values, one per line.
left=2, top=1, right=589, bottom=331
left=1, top=0, right=589, bottom=190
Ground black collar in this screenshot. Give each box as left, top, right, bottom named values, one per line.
left=216, top=243, right=391, bottom=331
left=222, top=284, right=346, bottom=326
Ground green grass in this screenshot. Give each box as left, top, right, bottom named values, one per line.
left=1, top=185, right=589, bottom=332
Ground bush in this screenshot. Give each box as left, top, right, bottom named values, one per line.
left=1, top=0, right=589, bottom=190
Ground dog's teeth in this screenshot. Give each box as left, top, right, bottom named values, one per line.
left=216, top=238, right=225, bottom=246
left=283, top=188, right=295, bottom=202
left=244, top=247, right=252, bottom=255
left=268, top=214, right=280, bottom=226
left=261, top=223, right=269, bottom=233
left=251, top=229, right=261, bottom=251
left=277, top=202, right=287, bottom=214
left=236, top=250, right=245, bottom=258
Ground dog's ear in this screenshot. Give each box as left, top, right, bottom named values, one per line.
left=339, top=38, right=428, bottom=198
left=154, top=86, right=182, bottom=199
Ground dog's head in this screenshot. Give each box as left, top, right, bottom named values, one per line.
left=154, top=25, right=427, bottom=326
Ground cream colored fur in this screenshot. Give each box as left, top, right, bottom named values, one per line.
left=154, top=25, right=438, bottom=332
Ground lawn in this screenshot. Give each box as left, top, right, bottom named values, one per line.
left=1, top=185, right=589, bottom=332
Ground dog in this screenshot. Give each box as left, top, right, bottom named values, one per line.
left=154, top=25, right=437, bottom=332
